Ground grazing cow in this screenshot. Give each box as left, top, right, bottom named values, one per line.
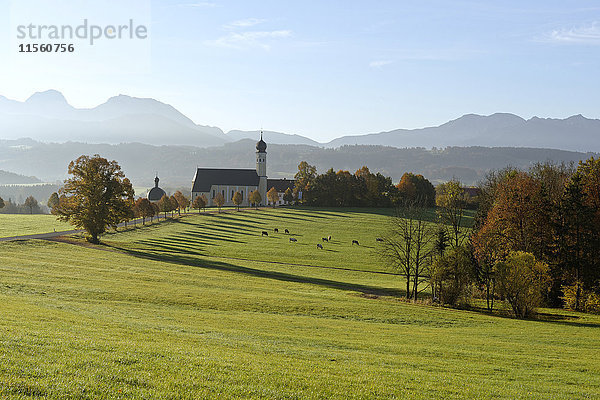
left=328, top=235, right=332, bottom=241
left=274, top=228, right=279, bottom=233
left=322, top=237, right=328, bottom=242
left=285, top=229, right=289, bottom=234
left=261, top=231, right=269, bottom=236
left=289, top=237, right=297, bottom=242
left=376, top=237, right=384, bottom=242
left=317, top=243, right=323, bottom=249
left=352, top=240, right=359, bottom=245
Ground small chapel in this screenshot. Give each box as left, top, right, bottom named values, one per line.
left=190, top=135, right=294, bottom=207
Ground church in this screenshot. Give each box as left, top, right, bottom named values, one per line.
left=190, top=135, right=295, bottom=207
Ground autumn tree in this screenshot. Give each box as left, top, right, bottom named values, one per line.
left=578, top=156, right=600, bottom=213
left=151, top=202, right=160, bottom=222
left=119, top=198, right=135, bottom=228
left=173, top=191, right=190, bottom=215
left=214, top=192, right=225, bottom=212
left=396, top=173, right=436, bottom=207
left=24, top=196, right=39, bottom=214
left=134, top=198, right=154, bottom=225
left=47, top=192, right=59, bottom=210
left=158, top=194, right=172, bottom=218
left=267, top=187, right=279, bottom=206
left=294, top=161, right=317, bottom=204
left=53, top=155, right=134, bottom=243
left=476, top=172, right=544, bottom=255
left=249, top=190, right=261, bottom=209
left=192, top=195, right=206, bottom=213
left=232, top=191, right=243, bottom=211
left=555, top=170, right=597, bottom=310
left=283, top=188, right=293, bottom=205
left=169, top=195, right=179, bottom=217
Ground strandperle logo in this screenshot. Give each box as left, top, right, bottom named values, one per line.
left=16, top=19, right=148, bottom=45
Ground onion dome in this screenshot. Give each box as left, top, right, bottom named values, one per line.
left=256, top=133, right=267, bottom=152
left=148, top=175, right=166, bottom=202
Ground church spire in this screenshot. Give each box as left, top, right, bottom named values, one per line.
left=256, top=131, right=267, bottom=153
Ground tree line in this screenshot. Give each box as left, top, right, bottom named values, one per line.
left=0, top=195, right=43, bottom=214
left=472, top=158, right=600, bottom=314
left=293, top=161, right=436, bottom=207
left=379, top=157, right=600, bottom=318
left=48, top=155, right=292, bottom=243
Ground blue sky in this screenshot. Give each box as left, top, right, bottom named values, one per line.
left=1, top=0, right=600, bottom=141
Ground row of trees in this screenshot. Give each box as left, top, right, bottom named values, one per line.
left=51, top=155, right=291, bottom=243
left=293, top=162, right=436, bottom=207
left=51, top=156, right=202, bottom=243
left=0, top=195, right=42, bottom=214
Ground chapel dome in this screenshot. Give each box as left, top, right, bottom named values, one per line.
left=148, top=176, right=166, bottom=202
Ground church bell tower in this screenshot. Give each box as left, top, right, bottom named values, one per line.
left=256, top=132, right=267, bottom=205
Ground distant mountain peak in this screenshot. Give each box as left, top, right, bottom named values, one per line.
left=105, top=94, right=154, bottom=104
left=440, top=112, right=525, bottom=130
left=26, top=89, right=70, bottom=105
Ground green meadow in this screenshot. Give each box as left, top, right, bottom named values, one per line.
left=0, top=208, right=598, bottom=399
left=0, top=214, right=73, bottom=238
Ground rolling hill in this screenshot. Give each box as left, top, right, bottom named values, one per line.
left=0, top=138, right=595, bottom=189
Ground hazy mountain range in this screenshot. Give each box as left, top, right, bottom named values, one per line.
left=0, top=90, right=599, bottom=152
left=0, top=90, right=225, bottom=146
left=0, top=90, right=598, bottom=202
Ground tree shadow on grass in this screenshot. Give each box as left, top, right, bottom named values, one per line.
left=170, top=232, right=244, bottom=245
left=180, top=217, right=259, bottom=231
left=108, top=244, right=404, bottom=297
left=257, top=209, right=331, bottom=220
left=188, top=225, right=255, bottom=237
left=459, top=304, right=600, bottom=328
left=230, top=211, right=323, bottom=224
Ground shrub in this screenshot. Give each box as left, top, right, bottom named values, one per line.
left=496, top=252, right=550, bottom=318
left=561, top=283, right=600, bottom=314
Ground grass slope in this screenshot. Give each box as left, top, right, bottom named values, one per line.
left=0, top=214, right=72, bottom=238
left=106, top=207, right=459, bottom=275
left=0, top=208, right=598, bottom=399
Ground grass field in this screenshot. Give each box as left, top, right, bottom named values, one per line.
left=0, top=208, right=598, bottom=399
left=0, top=214, right=73, bottom=238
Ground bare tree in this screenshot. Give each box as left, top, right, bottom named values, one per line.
left=379, top=202, right=436, bottom=300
